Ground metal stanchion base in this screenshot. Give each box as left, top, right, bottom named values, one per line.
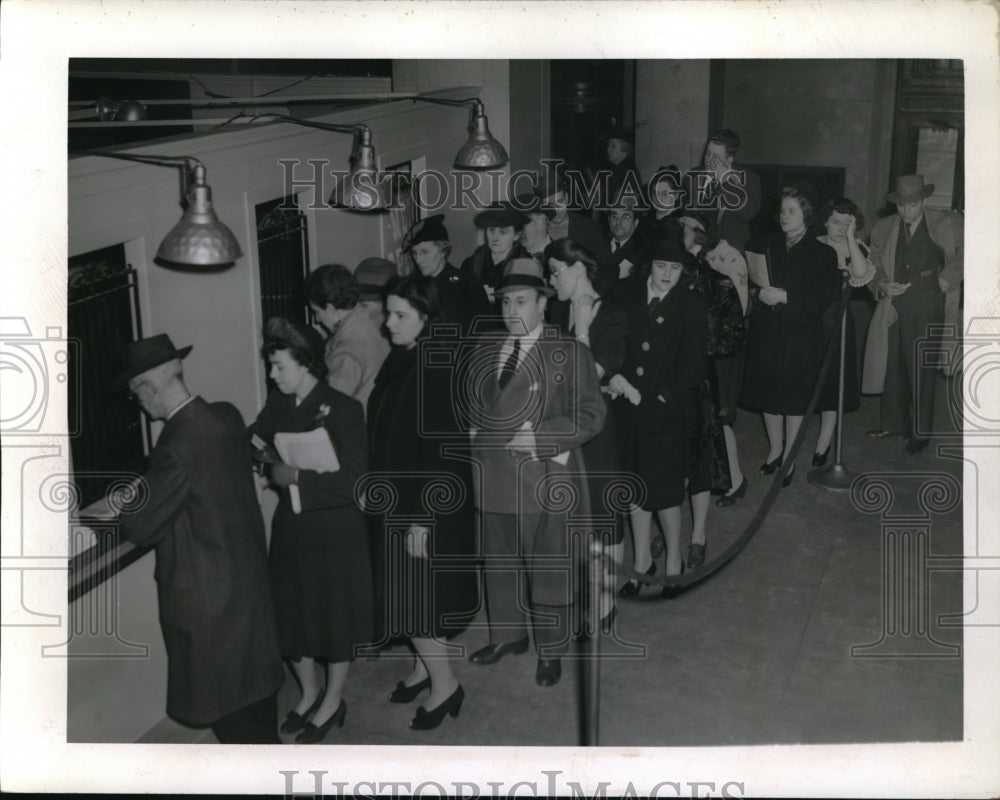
left=807, top=461, right=855, bottom=490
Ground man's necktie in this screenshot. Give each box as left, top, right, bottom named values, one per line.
left=611, top=240, right=619, bottom=253
left=648, top=295, right=660, bottom=318
left=499, top=338, right=521, bottom=390
left=903, top=223, right=913, bottom=244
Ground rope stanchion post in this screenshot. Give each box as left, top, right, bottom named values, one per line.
left=809, top=275, right=857, bottom=490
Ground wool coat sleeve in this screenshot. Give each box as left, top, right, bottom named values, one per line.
left=532, top=339, right=607, bottom=452
left=118, top=442, right=189, bottom=547
left=656, top=291, right=708, bottom=406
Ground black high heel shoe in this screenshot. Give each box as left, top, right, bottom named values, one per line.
left=619, top=562, right=656, bottom=597
left=410, top=684, right=464, bottom=730
left=715, top=476, right=747, bottom=507
left=389, top=676, right=431, bottom=704
left=295, top=699, right=346, bottom=744
left=812, top=446, right=831, bottom=467
left=280, top=690, right=325, bottom=734
left=759, top=454, right=783, bottom=475
left=782, top=464, right=796, bottom=488
left=660, top=562, right=686, bottom=600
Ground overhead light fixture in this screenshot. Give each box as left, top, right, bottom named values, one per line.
left=259, top=115, right=388, bottom=211
left=410, top=95, right=509, bottom=170
left=75, top=151, right=242, bottom=269
left=95, top=95, right=149, bottom=122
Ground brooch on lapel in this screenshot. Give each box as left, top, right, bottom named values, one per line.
left=311, top=403, right=331, bottom=429
left=449, top=274, right=460, bottom=282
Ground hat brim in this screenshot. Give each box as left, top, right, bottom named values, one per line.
left=494, top=279, right=554, bottom=297
left=886, top=184, right=934, bottom=204
left=474, top=211, right=530, bottom=229
left=112, top=345, right=192, bottom=391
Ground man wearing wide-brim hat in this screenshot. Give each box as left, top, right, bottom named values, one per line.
left=863, top=174, right=964, bottom=454
left=464, top=259, right=606, bottom=688
left=109, top=334, right=284, bottom=742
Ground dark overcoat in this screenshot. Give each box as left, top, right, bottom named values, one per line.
left=365, top=343, right=479, bottom=641
left=740, top=233, right=840, bottom=415
left=250, top=382, right=374, bottom=662
left=612, top=277, right=709, bottom=510
left=118, top=397, right=284, bottom=726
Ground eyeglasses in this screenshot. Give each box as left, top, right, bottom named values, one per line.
left=548, top=262, right=572, bottom=280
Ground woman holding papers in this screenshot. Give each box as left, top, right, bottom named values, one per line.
left=739, top=185, right=840, bottom=486
left=250, top=317, right=373, bottom=743
left=365, top=274, right=478, bottom=730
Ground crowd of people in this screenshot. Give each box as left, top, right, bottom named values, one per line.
left=112, top=126, right=963, bottom=744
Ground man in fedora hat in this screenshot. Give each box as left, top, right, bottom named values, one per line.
left=465, top=259, right=606, bottom=688
left=306, top=261, right=392, bottom=414
left=109, top=334, right=284, bottom=742
left=864, top=174, right=964, bottom=454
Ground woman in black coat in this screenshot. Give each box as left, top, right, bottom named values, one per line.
left=545, top=237, right=628, bottom=630
left=366, top=274, right=478, bottom=731
left=740, top=185, right=840, bottom=484
left=460, top=202, right=531, bottom=311
left=812, top=197, right=876, bottom=465
left=401, top=214, right=492, bottom=337
left=250, top=318, right=373, bottom=743
left=609, top=238, right=708, bottom=595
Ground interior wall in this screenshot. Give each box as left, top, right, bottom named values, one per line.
left=507, top=60, right=550, bottom=177
left=635, top=61, right=713, bottom=180
left=719, top=59, right=896, bottom=230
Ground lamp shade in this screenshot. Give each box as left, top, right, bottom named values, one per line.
left=328, top=127, right=388, bottom=211
left=454, top=101, right=509, bottom=170
left=156, top=165, right=243, bottom=268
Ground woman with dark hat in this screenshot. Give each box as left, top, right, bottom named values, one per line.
left=402, top=214, right=492, bottom=337
left=609, top=238, right=709, bottom=596
left=249, top=317, right=373, bottom=743
left=460, top=201, right=531, bottom=309
left=739, top=184, right=840, bottom=486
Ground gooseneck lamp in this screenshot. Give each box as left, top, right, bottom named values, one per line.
left=77, top=151, right=243, bottom=269
left=410, top=96, right=509, bottom=170
left=256, top=115, right=388, bottom=211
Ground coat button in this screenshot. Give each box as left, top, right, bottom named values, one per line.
left=635, top=366, right=644, bottom=377
left=641, top=341, right=650, bottom=352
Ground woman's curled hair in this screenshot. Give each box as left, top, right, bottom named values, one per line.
left=543, top=237, right=602, bottom=285
left=262, top=317, right=328, bottom=380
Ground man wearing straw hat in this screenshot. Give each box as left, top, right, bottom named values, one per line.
left=109, top=334, right=284, bottom=742
left=863, top=174, right=964, bottom=454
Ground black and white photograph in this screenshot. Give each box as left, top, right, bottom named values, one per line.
left=1, top=1, right=998, bottom=797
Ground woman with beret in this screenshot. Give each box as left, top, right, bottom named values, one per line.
left=460, top=201, right=531, bottom=310
left=518, top=194, right=556, bottom=263
left=642, top=165, right=687, bottom=242
left=609, top=239, right=708, bottom=595
left=250, top=318, right=373, bottom=743
left=544, top=236, right=629, bottom=630
left=740, top=185, right=840, bottom=485
left=813, top=197, right=876, bottom=465
left=366, top=274, right=478, bottom=730
left=402, top=214, right=492, bottom=338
